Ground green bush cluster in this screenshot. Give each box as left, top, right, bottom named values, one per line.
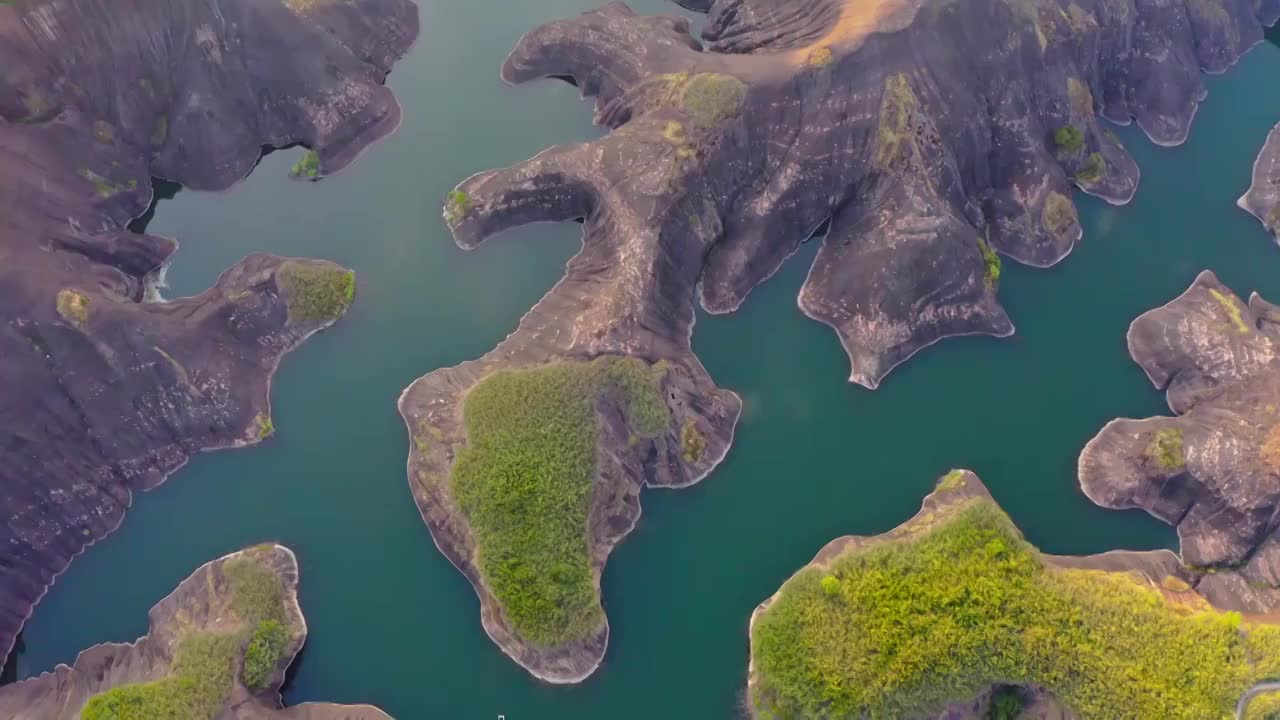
left=751, top=498, right=1280, bottom=719
left=680, top=73, right=747, bottom=127
left=987, top=686, right=1025, bottom=720
left=452, top=356, right=670, bottom=646
left=976, top=239, right=1001, bottom=289
left=1053, top=124, right=1084, bottom=154
left=241, top=620, right=289, bottom=689
left=80, top=555, right=292, bottom=719
left=444, top=190, right=471, bottom=224
left=1076, top=151, right=1107, bottom=183
left=290, top=150, right=320, bottom=179
left=1146, top=427, right=1185, bottom=471
left=276, top=261, right=356, bottom=324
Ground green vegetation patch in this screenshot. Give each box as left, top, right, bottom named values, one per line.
left=78, top=167, right=136, bottom=198
left=987, top=686, right=1026, bottom=720
left=276, top=261, right=355, bottom=324
left=750, top=498, right=1280, bottom=719
left=254, top=413, right=275, bottom=440
left=444, top=189, right=471, bottom=224
left=937, top=469, right=967, bottom=491
left=1210, top=287, right=1251, bottom=334
left=1245, top=690, right=1280, bottom=720
left=82, top=555, right=290, bottom=719
left=452, top=356, right=670, bottom=645
left=1076, top=151, right=1106, bottom=184
left=657, top=72, right=747, bottom=128
left=1053, top=124, right=1084, bottom=154
left=874, top=74, right=919, bottom=170
left=82, top=632, right=240, bottom=720
left=56, top=288, right=90, bottom=327
left=680, top=418, right=707, bottom=464
left=1041, top=191, right=1077, bottom=239
left=241, top=619, right=289, bottom=689
left=1145, top=427, right=1186, bottom=471
left=976, top=238, right=1001, bottom=289
left=806, top=46, right=834, bottom=69
left=290, top=150, right=320, bottom=179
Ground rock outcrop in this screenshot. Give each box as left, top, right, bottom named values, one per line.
left=1081, top=271, right=1280, bottom=610
left=402, top=0, right=1278, bottom=683
left=0, top=544, right=392, bottom=720
left=0, top=0, right=417, bottom=666
left=748, top=470, right=1280, bottom=719
left=1241, top=122, right=1280, bottom=240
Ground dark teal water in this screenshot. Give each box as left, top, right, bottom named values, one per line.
left=14, top=3, right=1280, bottom=717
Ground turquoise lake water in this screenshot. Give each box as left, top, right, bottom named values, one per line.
left=12, top=3, right=1280, bottom=718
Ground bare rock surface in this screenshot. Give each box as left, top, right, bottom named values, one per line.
left=1241, top=122, right=1280, bottom=240
left=1081, top=271, right=1280, bottom=604
left=401, top=0, right=1278, bottom=683
left=0, top=545, right=392, bottom=720
left=0, top=0, right=417, bottom=666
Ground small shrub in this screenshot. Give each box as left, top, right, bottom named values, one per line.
left=938, top=469, right=967, bottom=491
left=444, top=189, right=471, bottom=224
left=681, top=418, right=707, bottom=463
left=988, top=686, right=1025, bottom=720
left=1053, top=124, right=1084, bottom=154
left=806, top=46, right=834, bottom=68
left=1076, top=151, right=1106, bottom=183
left=678, top=73, right=747, bottom=127
left=254, top=413, right=274, bottom=440
left=1145, top=428, right=1185, bottom=471
left=1042, top=191, right=1078, bottom=238
left=56, top=289, right=90, bottom=327
left=820, top=576, right=840, bottom=597
left=290, top=150, right=320, bottom=179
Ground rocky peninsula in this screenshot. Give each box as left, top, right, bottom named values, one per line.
left=402, top=0, right=1280, bottom=683
left=0, top=0, right=416, bottom=668
left=1241, top=123, right=1280, bottom=240
left=1081, top=272, right=1280, bottom=612
left=0, top=544, right=392, bottom=719
left=748, top=470, right=1280, bottom=719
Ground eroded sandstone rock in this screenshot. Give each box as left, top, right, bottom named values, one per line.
left=0, top=0, right=417, bottom=665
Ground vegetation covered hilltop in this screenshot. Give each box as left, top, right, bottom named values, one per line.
left=0, top=545, right=390, bottom=720
left=750, top=471, right=1280, bottom=719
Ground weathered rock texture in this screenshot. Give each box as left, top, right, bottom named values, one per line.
left=0, top=0, right=416, bottom=666
left=748, top=470, right=1262, bottom=719
left=1241, top=122, right=1280, bottom=240
left=1081, top=271, right=1280, bottom=611
left=403, top=0, right=1278, bottom=683
left=0, top=545, right=393, bottom=720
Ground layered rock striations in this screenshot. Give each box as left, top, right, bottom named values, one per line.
left=1241, top=122, right=1280, bottom=240
left=0, top=544, right=392, bottom=720
left=0, top=0, right=416, bottom=665
left=748, top=470, right=1280, bottom=719
left=403, top=0, right=1278, bottom=682
left=1081, top=271, right=1280, bottom=611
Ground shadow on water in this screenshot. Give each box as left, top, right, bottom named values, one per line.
left=1269, top=21, right=1280, bottom=48
left=126, top=178, right=182, bottom=234
left=1, top=634, right=23, bottom=687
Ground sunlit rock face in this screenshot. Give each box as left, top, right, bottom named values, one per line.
left=0, top=0, right=416, bottom=665
left=1082, top=272, right=1280, bottom=611
left=402, top=0, right=1277, bottom=683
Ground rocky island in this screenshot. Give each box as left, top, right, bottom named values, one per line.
left=748, top=470, right=1280, bottom=719
left=0, top=0, right=416, bottom=668
left=1241, top=123, right=1280, bottom=240
left=402, top=0, right=1280, bottom=682
left=0, top=544, right=392, bottom=719
left=1081, top=272, right=1280, bottom=612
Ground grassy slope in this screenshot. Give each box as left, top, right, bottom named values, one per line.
left=80, top=553, right=290, bottom=719
left=751, top=497, right=1280, bottom=719
left=452, top=356, right=669, bottom=646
